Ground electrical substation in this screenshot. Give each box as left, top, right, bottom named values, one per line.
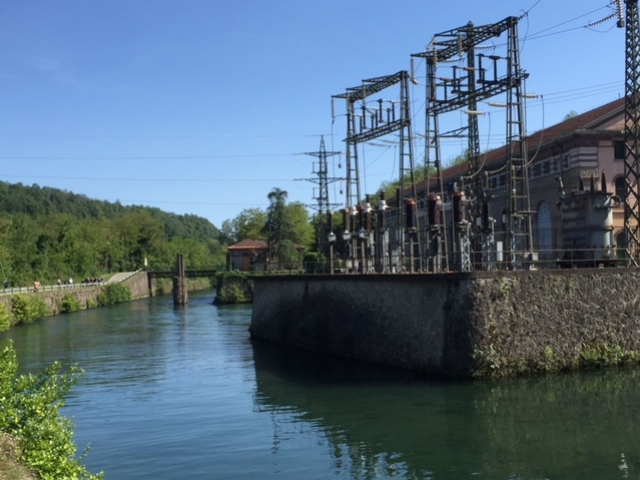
left=299, top=0, right=640, bottom=274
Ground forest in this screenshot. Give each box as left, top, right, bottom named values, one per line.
left=0, top=181, right=227, bottom=286
left=0, top=181, right=320, bottom=287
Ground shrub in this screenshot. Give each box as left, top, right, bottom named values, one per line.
left=60, top=294, right=81, bottom=313
left=0, top=304, right=10, bottom=332
left=11, top=295, right=49, bottom=325
left=85, top=298, right=97, bottom=309
left=0, top=343, right=103, bottom=479
left=214, top=272, right=253, bottom=304
left=96, top=284, right=132, bottom=306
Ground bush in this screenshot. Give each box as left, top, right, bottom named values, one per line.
left=303, top=252, right=326, bottom=274
left=96, top=284, right=132, bottom=306
left=60, top=294, right=81, bottom=313
left=11, top=295, right=49, bottom=325
left=214, top=272, right=253, bottom=304
left=85, top=298, right=97, bottom=309
left=0, top=304, right=10, bottom=332
left=0, top=343, right=103, bottom=479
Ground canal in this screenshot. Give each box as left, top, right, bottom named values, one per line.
left=0, top=289, right=638, bottom=479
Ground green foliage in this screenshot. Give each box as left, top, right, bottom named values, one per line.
left=0, top=343, right=103, bottom=479
left=0, top=181, right=225, bottom=286
left=303, top=252, right=326, bottom=274
left=214, top=272, right=253, bottom=304
left=578, top=343, right=638, bottom=369
left=85, top=298, right=97, bottom=309
left=10, top=295, right=48, bottom=325
left=0, top=303, right=10, bottom=332
left=96, top=284, right=132, bottom=306
left=220, top=208, right=268, bottom=245
left=60, top=294, right=81, bottom=313
left=263, top=188, right=308, bottom=270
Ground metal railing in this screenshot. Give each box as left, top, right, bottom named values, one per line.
left=243, top=246, right=625, bottom=275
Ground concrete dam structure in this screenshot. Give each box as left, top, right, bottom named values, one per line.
left=250, top=269, right=640, bottom=378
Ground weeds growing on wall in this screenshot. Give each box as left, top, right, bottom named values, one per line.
left=60, top=294, right=81, bottom=313
left=0, top=304, right=10, bottom=333
left=96, top=284, right=132, bottom=306
left=10, top=295, right=48, bottom=326
left=0, top=343, right=103, bottom=480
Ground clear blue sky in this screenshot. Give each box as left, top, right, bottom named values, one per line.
left=0, top=0, right=627, bottom=229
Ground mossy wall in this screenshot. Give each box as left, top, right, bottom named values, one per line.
left=250, top=269, right=640, bottom=378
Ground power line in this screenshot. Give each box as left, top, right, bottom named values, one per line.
left=1, top=174, right=296, bottom=183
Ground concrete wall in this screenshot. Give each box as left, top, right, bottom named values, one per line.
left=251, top=274, right=475, bottom=377
left=250, top=268, right=640, bottom=378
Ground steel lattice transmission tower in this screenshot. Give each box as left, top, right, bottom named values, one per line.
left=624, top=0, right=640, bottom=265
left=300, top=136, right=342, bottom=216
left=297, top=135, right=342, bottom=257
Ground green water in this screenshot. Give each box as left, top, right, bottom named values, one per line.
left=0, top=290, right=637, bottom=479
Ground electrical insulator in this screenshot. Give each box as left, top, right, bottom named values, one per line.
left=482, top=201, right=490, bottom=231
left=405, top=199, right=416, bottom=230
left=453, top=191, right=466, bottom=223
left=428, top=194, right=443, bottom=227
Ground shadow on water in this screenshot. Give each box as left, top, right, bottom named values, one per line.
left=252, top=339, right=640, bottom=480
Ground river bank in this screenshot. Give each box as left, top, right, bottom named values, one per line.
left=0, top=271, right=214, bottom=332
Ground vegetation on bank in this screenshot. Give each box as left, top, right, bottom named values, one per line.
left=0, top=343, right=102, bottom=480
left=0, top=283, right=135, bottom=333
left=214, top=271, right=253, bottom=304
left=0, top=181, right=226, bottom=288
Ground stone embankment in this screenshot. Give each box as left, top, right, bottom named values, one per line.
left=250, top=268, right=640, bottom=378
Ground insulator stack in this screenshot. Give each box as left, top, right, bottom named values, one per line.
left=453, top=191, right=466, bottom=224
left=428, top=194, right=443, bottom=227
left=405, top=199, right=416, bottom=230
left=482, top=200, right=491, bottom=231
left=343, top=208, right=350, bottom=234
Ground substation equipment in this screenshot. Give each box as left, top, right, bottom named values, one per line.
left=310, top=1, right=640, bottom=273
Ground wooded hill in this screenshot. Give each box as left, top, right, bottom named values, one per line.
left=0, top=181, right=226, bottom=286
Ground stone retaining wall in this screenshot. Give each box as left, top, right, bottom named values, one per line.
left=250, top=268, right=640, bottom=378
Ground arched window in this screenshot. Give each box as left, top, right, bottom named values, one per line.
left=615, top=176, right=625, bottom=199
left=537, top=201, right=553, bottom=262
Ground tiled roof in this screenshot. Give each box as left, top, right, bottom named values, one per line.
left=420, top=97, right=626, bottom=188
left=228, top=239, right=268, bottom=250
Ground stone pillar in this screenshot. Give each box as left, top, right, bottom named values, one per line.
left=173, top=275, right=188, bottom=305
left=173, top=254, right=188, bottom=305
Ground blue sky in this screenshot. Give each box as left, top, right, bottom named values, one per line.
left=0, top=0, right=627, bottom=229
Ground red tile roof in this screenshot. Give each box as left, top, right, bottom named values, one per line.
left=420, top=97, right=626, bottom=188
left=228, top=239, right=268, bottom=250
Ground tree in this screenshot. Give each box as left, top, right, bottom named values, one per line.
left=219, top=208, right=267, bottom=245
left=263, top=188, right=300, bottom=270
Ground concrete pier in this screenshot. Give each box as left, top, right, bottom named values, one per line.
left=250, top=268, right=640, bottom=378
left=173, top=254, right=188, bottom=305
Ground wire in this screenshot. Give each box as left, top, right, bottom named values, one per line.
left=526, top=94, right=546, bottom=166
left=0, top=174, right=295, bottom=183
left=0, top=153, right=298, bottom=160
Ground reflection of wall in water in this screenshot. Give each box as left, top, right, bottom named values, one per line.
left=253, top=340, right=640, bottom=479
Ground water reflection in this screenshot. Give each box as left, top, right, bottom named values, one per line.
left=252, top=340, right=639, bottom=480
